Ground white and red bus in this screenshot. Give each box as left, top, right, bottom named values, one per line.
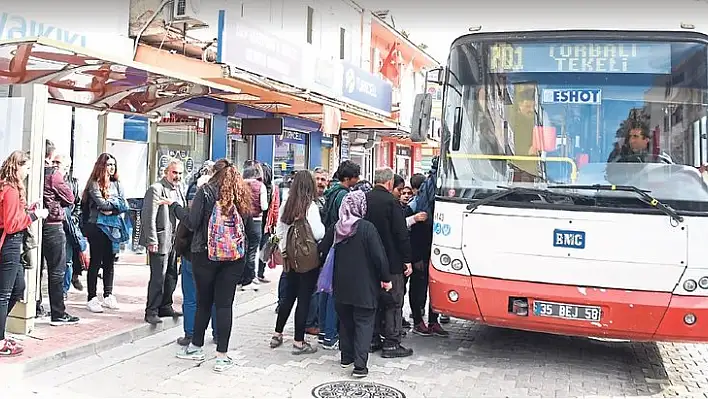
left=411, top=5, right=708, bottom=342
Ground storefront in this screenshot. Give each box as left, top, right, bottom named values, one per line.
left=273, top=130, right=309, bottom=178
left=226, top=117, right=254, bottom=167
left=320, top=135, right=334, bottom=171
left=156, top=111, right=212, bottom=184
left=395, top=145, right=413, bottom=181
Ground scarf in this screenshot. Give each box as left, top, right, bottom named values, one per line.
left=334, top=190, right=367, bottom=244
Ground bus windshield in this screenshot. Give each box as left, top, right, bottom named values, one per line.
left=440, top=34, right=708, bottom=212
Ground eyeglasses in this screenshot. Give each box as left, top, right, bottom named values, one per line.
left=106, top=162, right=116, bottom=166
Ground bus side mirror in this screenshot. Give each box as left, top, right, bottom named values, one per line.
left=410, top=93, right=433, bottom=143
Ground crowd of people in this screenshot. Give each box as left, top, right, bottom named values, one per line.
left=0, top=142, right=446, bottom=377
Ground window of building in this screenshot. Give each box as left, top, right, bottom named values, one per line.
left=339, top=27, right=346, bottom=60
left=274, top=131, right=309, bottom=178
left=306, top=6, right=315, bottom=44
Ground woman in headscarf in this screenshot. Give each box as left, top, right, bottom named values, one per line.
left=321, top=190, right=391, bottom=378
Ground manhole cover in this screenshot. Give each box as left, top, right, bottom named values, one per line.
left=311, top=381, right=406, bottom=398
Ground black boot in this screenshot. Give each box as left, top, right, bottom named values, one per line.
left=381, top=344, right=413, bottom=358
left=145, top=314, right=162, bottom=325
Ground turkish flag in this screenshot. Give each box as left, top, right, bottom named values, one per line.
left=380, top=43, right=400, bottom=84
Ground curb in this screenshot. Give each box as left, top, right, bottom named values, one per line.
left=10, top=289, right=280, bottom=378
left=20, top=317, right=182, bottom=377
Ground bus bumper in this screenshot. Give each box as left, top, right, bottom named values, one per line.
left=429, top=266, right=708, bottom=343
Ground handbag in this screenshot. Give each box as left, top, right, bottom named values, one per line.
left=316, top=247, right=335, bottom=293
left=259, top=234, right=279, bottom=264
left=20, top=228, right=38, bottom=270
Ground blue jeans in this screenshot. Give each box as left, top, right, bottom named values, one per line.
left=306, top=292, right=319, bottom=328
left=318, top=292, right=338, bottom=341
left=181, top=257, right=217, bottom=338
left=277, top=270, right=287, bottom=306
left=63, top=239, right=73, bottom=294
left=241, top=220, right=262, bottom=285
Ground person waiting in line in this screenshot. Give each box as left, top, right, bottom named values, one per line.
left=239, top=164, right=268, bottom=291
left=317, top=161, right=361, bottom=349
left=174, top=159, right=258, bottom=372
left=304, top=166, right=330, bottom=336
left=52, top=154, right=88, bottom=300
left=270, top=170, right=325, bottom=355
left=406, top=172, right=449, bottom=337
left=251, top=161, right=276, bottom=284
left=321, top=190, right=392, bottom=378
left=82, top=153, right=125, bottom=314
left=365, top=167, right=413, bottom=358
left=140, top=158, right=186, bottom=325
left=42, top=140, right=80, bottom=326
left=172, top=162, right=218, bottom=347
left=0, top=151, right=49, bottom=356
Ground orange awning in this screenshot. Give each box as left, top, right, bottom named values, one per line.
left=135, top=44, right=397, bottom=130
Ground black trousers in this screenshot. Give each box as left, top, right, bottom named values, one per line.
left=85, top=223, right=115, bottom=301
left=146, top=249, right=178, bottom=316
left=42, top=223, right=67, bottom=319
left=410, top=259, right=438, bottom=325
left=191, top=251, right=245, bottom=353
left=275, top=268, right=318, bottom=342
left=0, top=232, right=22, bottom=340
left=336, top=303, right=376, bottom=369
left=372, top=273, right=405, bottom=347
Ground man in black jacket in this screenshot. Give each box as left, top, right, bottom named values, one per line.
left=365, top=167, right=413, bottom=358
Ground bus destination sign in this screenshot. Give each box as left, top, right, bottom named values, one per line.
left=489, top=42, right=672, bottom=74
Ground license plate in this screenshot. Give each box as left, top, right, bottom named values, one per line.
left=533, top=300, right=602, bottom=322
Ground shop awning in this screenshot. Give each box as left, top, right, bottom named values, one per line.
left=0, top=37, right=242, bottom=117
left=135, top=43, right=398, bottom=130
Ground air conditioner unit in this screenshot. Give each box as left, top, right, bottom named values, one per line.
left=172, top=0, right=206, bottom=26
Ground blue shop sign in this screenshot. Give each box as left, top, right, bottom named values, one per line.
left=341, top=62, right=392, bottom=114
left=218, top=10, right=304, bottom=88
left=0, top=12, right=87, bottom=47
left=277, top=130, right=308, bottom=145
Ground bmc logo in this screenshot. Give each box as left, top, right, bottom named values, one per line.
left=553, top=229, right=586, bottom=249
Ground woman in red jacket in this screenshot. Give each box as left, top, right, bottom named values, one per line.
left=0, top=151, right=48, bottom=356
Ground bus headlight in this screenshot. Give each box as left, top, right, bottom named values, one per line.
left=699, top=277, right=708, bottom=290
left=451, top=259, right=464, bottom=271
left=684, top=279, right=698, bottom=292
left=439, top=254, right=451, bottom=266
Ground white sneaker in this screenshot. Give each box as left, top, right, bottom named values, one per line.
left=102, top=295, right=119, bottom=310
left=86, top=297, right=104, bottom=313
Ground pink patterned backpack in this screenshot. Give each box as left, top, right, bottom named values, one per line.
left=207, top=201, right=245, bottom=262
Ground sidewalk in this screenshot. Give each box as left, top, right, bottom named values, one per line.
left=2, top=253, right=281, bottom=377
left=2, top=254, right=183, bottom=375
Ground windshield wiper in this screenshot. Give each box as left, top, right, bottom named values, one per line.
left=548, top=184, right=684, bottom=224
left=465, top=186, right=588, bottom=213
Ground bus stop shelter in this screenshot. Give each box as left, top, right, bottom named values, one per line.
left=0, top=37, right=242, bottom=334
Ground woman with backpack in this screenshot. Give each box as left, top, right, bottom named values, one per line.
left=174, top=159, right=258, bottom=373
left=0, top=151, right=49, bottom=356
left=270, top=170, right=325, bottom=355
